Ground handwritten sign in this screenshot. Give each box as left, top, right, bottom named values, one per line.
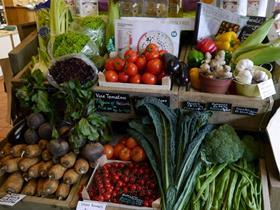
left=119, top=194, right=143, bottom=206
left=0, top=193, right=25, bottom=206
left=95, top=92, right=131, bottom=113
left=258, top=79, right=276, bottom=99
left=132, top=96, right=170, bottom=107
left=76, top=201, right=106, bottom=210
left=207, top=102, right=232, bottom=112
left=182, top=101, right=206, bottom=111
left=233, top=106, right=258, bottom=116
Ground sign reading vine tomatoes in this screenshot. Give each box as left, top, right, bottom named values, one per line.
left=104, top=44, right=168, bottom=85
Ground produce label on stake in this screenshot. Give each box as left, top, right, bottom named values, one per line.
left=0, top=193, right=25, bottom=206
left=119, top=194, right=143, bottom=206
left=207, top=102, right=232, bottom=112
left=233, top=106, right=258, bottom=116
left=76, top=201, right=106, bottom=210
left=257, top=79, right=276, bottom=99
left=182, top=101, right=206, bottom=111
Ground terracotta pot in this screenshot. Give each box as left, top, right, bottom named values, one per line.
left=199, top=73, right=232, bottom=94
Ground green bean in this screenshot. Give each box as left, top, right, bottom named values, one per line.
left=205, top=179, right=215, bottom=210
left=233, top=177, right=248, bottom=210
left=226, top=171, right=239, bottom=209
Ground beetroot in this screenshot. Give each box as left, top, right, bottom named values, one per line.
left=38, top=123, right=52, bottom=140
left=24, top=129, right=39, bottom=144
left=27, top=113, right=45, bottom=129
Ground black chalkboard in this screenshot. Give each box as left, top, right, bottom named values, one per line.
left=182, top=101, right=206, bottom=111
left=132, top=96, right=170, bottom=107
left=233, top=106, right=258, bottom=116
left=94, top=92, right=131, bottom=113
left=207, top=102, right=232, bottom=112
left=119, top=194, right=143, bottom=206
left=239, top=16, right=266, bottom=43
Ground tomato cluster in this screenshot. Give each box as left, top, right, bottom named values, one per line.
left=88, top=162, right=159, bottom=207
left=104, top=44, right=168, bottom=85
left=103, top=137, right=146, bottom=162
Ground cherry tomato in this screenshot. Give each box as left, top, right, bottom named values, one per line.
left=124, top=49, right=138, bottom=63
left=131, top=146, right=146, bottom=162
left=124, top=62, right=138, bottom=76
left=113, top=57, right=125, bottom=71
left=144, top=50, right=160, bottom=61
left=141, top=72, right=157, bottom=85
left=135, top=56, right=147, bottom=73
left=125, top=137, right=138, bottom=149
left=159, top=49, right=168, bottom=56
left=119, top=147, right=131, bottom=161
left=103, top=144, right=114, bottom=159
left=145, top=43, right=159, bottom=53
left=118, top=72, right=129, bottom=83
left=105, top=58, right=115, bottom=70
left=113, top=143, right=125, bottom=159
left=146, top=59, right=163, bottom=75
left=129, top=74, right=141, bottom=84
left=105, top=70, right=118, bottom=82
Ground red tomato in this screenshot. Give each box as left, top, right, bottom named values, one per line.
left=113, top=57, right=125, bottom=71
left=159, top=49, right=168, bottom=56
left=135, top=56, right=147, bottom=73
left=131, top=146, right=146, bottom=162
left=119, top=147, right=131, bottom=161
left=141, top=73, right=157, bottom=85
left=124, top=49, right=138, bottom=63
left=146, top=59, right=163, bottom=75
left=103, top=144, right=114, bottom=159
left=118, top=72, right=129, bottom=83
left=125, top=137, right=138, bottom=149
left=124, top=62, right=138, bottom=76
left=105, top=59, right=115, bottom=70
left=144, top=50, right=160, bottom=61
left=113, top=143, right=125, bottom=159
left=105, top=70, right=118, bottom=82
left=129, top=74, right=141, bottom=84
left=145, top=43, right=159, bottom=53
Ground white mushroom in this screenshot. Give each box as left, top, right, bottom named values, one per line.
left=236, top=70, right=253, bottom=84
left=236, top=59, right=254, bottom=72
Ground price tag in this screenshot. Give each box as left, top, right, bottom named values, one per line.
left=76, top=201, right=106, bottom=210
left=0, top=193, right=25, bottom=206
left=207, top=102, right=232, bottom=112
left=233, top=106, right=258, bottom=116
left=258, top=79, right=276, bottom=99
left=182, top=101, right=206, bottom=111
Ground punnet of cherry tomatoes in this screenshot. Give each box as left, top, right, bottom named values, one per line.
left=87, top=161, right=160, bottom=207
left=104, top=43, right=189, bottom=86
left=103, top=136, right=146, bottom=162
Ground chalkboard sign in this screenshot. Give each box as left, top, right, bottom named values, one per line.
left=95, top=92, right=131, bottom=113
left=132, top=96, right=170, bottom=107
left=239, top=16, right=266, bottom=42
left=182, top=101, right=206, bottom=111
left=207, top=102, right=232, bottom=112
left=233, top=106, right=258, bottom=116
left=119, top=194, right=143, bottom=206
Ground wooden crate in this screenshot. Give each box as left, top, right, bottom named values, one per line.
left=178, top=87, right=274, bottom=131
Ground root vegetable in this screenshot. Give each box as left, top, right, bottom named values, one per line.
left=63, top=169, right=80, bottom=185
left=28, top=161, right=43, bottom=178
left=19, top=157, right=40, bottom=172
left=81, top=143, right=104, bottom=162
left=0, top=157, right=21, bottom=174
left=60, top=152, right=76, bottom=168
left=38, top=123, right=52, bottom=140
left=0, top=155, right=13, bottom=167
left=48, top=140, right=69, bottom=157
left=10, top=144, right=27, bottom=157
left=38, top=139, right=49, bottom=150
left=24, top=129, right=39, bottom=145
left=56, top=183, right=70, bottom=200
left=42, top=150, right=52, bottom=161
left=36, top=178, right=45, bottom=196
left=4, top=172, right=24, bottom=193
left=24, top=144, right=42, bottom=158
left=21, top=179, right=37, bottom=196
left=23, top=172, right=31, bottom=182
left=48, top=164, right=67, bottom=180
left=74, top=158, right=89, bottom=175
left=27, top=113, right=45, bottom=129
left=42, top=179, right=59, bottom=195
left=39, top=161, right=53, bottom=177
left=0, top=143, right=12, bottom=158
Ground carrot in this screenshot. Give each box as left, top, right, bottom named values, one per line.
left=74, top=158, right=89, bottom=175
left=56, top=183, right=70, bottom=200
left=28, top=161, right=43, bottom=178
left=41, top=150, right=51, bottom=161
left=19, top=157, right=40, bottom=172
left=42, top=179, right=59, bottom=195
left=60, top=152, right=77, bottom=168
left=0, top=157, right=21, bottom=174
left=36, top=178, right=45, bottom=196
left=38, top=139, right=49, bottom=150
left=10, top=144, right=26, bottom=157
left=21, top=179, right=37, bottom=196
left=39, top=161, right=53, bottom=177
left=48, top=164, right=67, bottom=180
left=4, top=172, right=24, bottom=193
left=0, top=143, right=12, bottom=158
left=63, top=169, right=80, bottom=185
left=24, top=144, right=42, bottom=158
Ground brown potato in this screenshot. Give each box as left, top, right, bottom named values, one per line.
left=48, top=164, right=67, bottom=180
left=74, top=158, right=89, bottom=175
left=19, top=157, right=40, bottom=172
left=21, top=179, right=37, bottom=196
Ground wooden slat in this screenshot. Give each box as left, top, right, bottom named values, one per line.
left=260, top=159, right=272, bottom=210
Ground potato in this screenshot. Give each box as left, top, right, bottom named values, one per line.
left=56, top=183, right=70, bottom=200
left=21, top=179, right=37, bottom=196
left=39, top=161, right=53, bottom=177
left=60, top=152, right=76, bottom=168
left=10, top=144, right=26, bottom=157
left=4, top=172, right=24, bottom=193
left=24, top=144, right=42, bottom=158
left=19, top=157, right=40, bottom=172
left=63, top=169, right=80, bottom=185
left=42, top=179, right=59, bottom=195
left=74, top=158, right=89, bottom=175
left=48, top=164, right=67, bottom=180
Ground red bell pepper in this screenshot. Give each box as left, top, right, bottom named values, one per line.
left=196, top=38, right=217, bottom=53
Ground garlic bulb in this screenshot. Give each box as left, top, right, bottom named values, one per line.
left=253, top=70, right=268, bottom=83
left=236, top=59, right=254, bottom=72
left=236, top=70, right=253, bottom=84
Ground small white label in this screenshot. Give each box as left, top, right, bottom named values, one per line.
left=257, top=79, right=276, bottom=99
left=0, top=193, right=25, bottom=206
left=76, top=201, right=107, bottom=210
